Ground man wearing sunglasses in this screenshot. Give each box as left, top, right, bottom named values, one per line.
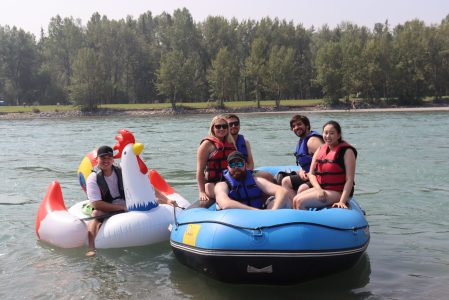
left=225, top=114, right=274, bottom=182
left=225, top=114, right=254, bottom=170
left=215, top=151, right=289, bottom=210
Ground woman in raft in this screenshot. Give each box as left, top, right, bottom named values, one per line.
left=293, top=120, right=357, bottom=210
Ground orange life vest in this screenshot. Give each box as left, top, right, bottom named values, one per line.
left=201, top=136, right=236, bottom=183
left=314, top=141, right=357, bottom=192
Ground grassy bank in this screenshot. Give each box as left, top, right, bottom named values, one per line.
left=1, top=98, right=447, bottom=116
left=0, top=99, right=322, bottom=114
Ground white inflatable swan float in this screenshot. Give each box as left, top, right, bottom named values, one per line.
left=35, top=129, right=190, bottom=249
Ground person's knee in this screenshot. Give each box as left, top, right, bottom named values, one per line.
left=205, top=183, right=215, bottom=198
left=92, top=209, right=106, bottom=217
left=281, top=176, right=292, bottom=189
left=255, top=171, right=274, bottom=183
left=297, top=184, right=309, bottom=194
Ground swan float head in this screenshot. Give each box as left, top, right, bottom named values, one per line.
left=114, top=129, right=158, bottom=211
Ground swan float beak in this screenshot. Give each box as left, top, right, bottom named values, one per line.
left=133, top=143, right=144, bottom=156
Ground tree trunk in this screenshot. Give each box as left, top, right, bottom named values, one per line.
left=172, top=88, right=177, bottom=111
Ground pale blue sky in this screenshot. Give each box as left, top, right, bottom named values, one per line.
left=1, top=0, right=448, bottom=37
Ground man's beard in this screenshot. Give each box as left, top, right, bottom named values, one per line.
left=233, top=170, right=246, bottom=181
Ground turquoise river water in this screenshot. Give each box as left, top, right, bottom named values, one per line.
left=0, top=111, right=448, bottom=299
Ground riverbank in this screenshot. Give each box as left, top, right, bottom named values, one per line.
left=1, top=103, right=449, bottom=120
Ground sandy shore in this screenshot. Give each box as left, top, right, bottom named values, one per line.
left=1, top=105, right=448, bottom=120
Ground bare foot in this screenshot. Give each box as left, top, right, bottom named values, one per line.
left=86, top=249, right=96, bottom=257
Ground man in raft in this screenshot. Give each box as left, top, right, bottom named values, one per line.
left=278, top=115, right=323, bottom=201
left=215, top=151, right=289, bottom=210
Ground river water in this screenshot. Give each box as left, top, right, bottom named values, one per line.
left=0, top=111, right=448, bottom=299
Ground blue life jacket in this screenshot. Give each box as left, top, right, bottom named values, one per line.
left=223, top=170, right=264, bottom=209
left=95, top=165, right=125, bottom=203
left=294, top=130, right=322, bottom=172
left=235, top=134, right=248, bottom=162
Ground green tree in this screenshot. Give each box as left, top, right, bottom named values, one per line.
left=423, top=25, right=447, bottom=100
left=391, top=20, right=428, bottom=104
left=156, top=50, right=195, bottom=110
left=0, top=26, right=39, bottom=105
left=245, top=37, right=268, bottom=107
left=315, top=42, right=344, bottom=104
left=40, top=16, right=84, bottom=104
left=265, top=46, right=297, bottom=107
left=69, top=48, right=102, bottom=111
left=360, top=22, right=393, bottom=101
left=338, top=22, right=369, bottom=102
left=235, top=19, right=256, bottom=100
left=207, top=47, right=239, bottom=108
left=293, top=25, right=314, bottom=99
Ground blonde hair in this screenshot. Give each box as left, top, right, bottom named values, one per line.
left=208, top=115, right=235, bottom=145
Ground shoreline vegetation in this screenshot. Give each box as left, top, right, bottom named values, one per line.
left=2, top=11, right=449, bottom=121
left=1, top=100, right=449, bottom=120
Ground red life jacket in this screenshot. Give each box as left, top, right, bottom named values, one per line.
left=314, top=141, right=357, bottom=192
left=201, top=136, right=236, bottom=183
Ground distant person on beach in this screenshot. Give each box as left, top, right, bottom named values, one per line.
left=293, top=120, right=357, bottom=210
left=215, top=151, right=289, bottom=210
left=278, top=115, right=323, bottom=202
left=85, top=145, right=127, bottom=257
left=196, top=115, right=236, bottom=206
left=225, top=114, right=274, bottom=182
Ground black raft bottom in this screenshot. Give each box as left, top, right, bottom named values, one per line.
left=171, top=245, right=367, bottom=285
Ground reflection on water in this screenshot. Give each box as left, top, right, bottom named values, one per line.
left=169, top=253, right=372, bottom=300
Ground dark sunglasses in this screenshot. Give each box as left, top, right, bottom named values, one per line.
left=228, top=121, right=240, bottom=127
left=214, top=124, right=229, bottom=130
left=229, top=161, right=245, bottom=168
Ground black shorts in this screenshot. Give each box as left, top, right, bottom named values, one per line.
left=290, top=175, right=312, bottom=191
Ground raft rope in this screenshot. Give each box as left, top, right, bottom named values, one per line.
left=174, top=218, right=368, bottom=232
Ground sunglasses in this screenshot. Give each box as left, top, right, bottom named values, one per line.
left=214, top=124, right=229, bottom=130
left=228, top=161, right=245, bottom=168
left=228, top=121, right=240, bottom=127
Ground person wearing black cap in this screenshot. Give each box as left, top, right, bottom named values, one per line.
left=85, top=145, right=127, bottom=257
left=214, top=151, right=289, bottom=210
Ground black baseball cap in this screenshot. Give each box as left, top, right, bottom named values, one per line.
left=227, top=151, right=245, bottom=163
left=97, top=145, right=113, bottom=157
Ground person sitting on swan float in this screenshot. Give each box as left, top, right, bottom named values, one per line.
left=215, top=151, right=289, bottom=210
left=293, top=120, right=357, bottom=210
left=86, top=145, right=178, bottom=257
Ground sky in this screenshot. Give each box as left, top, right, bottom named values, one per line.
left=1, top=0, right=448, bottom=37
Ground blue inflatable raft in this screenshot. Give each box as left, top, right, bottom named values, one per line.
left=170, top=166, right=370, bottom=284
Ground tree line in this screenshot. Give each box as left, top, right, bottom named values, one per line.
left=1, top=8, right=449, bottom=110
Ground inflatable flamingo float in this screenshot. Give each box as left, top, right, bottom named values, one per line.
left=36, top=129, right=190, bottom=249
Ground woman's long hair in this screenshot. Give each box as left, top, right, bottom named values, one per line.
left=208, top=115, right=235, bottom=146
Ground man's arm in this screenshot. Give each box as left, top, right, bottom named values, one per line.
left=91, top=200, right=126, bottom=212
left=155, top=189, right=178, bottom=207
left=245, top=139, right=255, bottom=170
left=215, top=182, right=259, bottom=210
left=307, top=136, right=324, bottom=155
left=86, top=172, right=126, bottom=212
left=298, top=136, right=324, bottom=180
